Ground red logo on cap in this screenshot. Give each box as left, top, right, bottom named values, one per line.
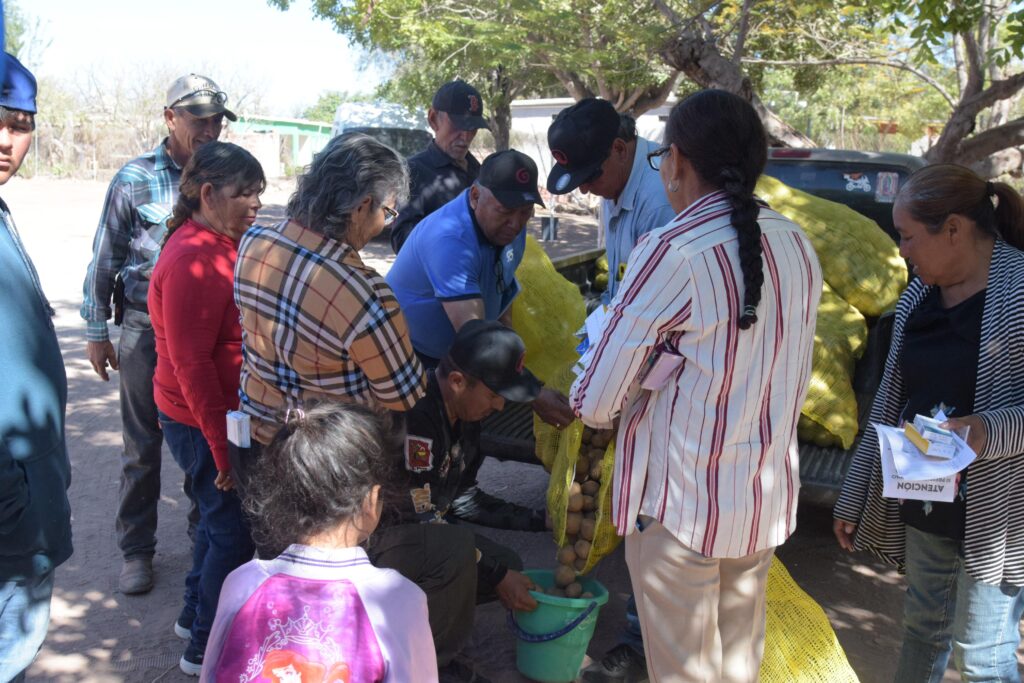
left=468, top=95, right=479, bottom=113
left=516, top=352, right=526, bottom=374
left=552, top=149, right=568, bottom=165
left=515, top=168, right=530, bottom=184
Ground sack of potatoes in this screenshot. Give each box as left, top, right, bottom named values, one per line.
left=546, top=424, right=621, bottom=583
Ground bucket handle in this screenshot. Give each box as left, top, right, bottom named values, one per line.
left=506, top=601, right=598, bottom=643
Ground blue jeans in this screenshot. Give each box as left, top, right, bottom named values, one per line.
left=895, top=526, right=1024, bottom=682
left=621, top=594, right=645, bottom=655
left=159, top=413, right=254, bottom=652
left=0, top=569, right=54, bottom=682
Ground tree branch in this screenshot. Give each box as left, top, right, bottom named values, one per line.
left=960, top=31, right=985, bottom=101
left=742, top=57, right=956, bottom=108
left=957, top=117, right=1024, bottom=165
left=731, top=0, right=756, bottom=65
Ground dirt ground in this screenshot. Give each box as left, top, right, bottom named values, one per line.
left=3, top=176, right=1017, bottom=682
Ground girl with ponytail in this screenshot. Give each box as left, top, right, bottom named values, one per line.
left=570, top=89, right=823, bottom=682
left=835, top=163, right=1024, bottom=681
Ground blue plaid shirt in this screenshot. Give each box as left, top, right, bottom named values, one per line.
left=80, top=139, right=181, bottom=341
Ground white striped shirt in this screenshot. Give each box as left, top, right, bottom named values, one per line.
left=571, top=191, right=822, bottom=558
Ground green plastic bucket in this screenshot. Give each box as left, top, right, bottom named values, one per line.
left=507, top=569, right=610, bottom=683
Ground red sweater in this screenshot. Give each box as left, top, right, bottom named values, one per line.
left=150, top=219, right=242, bottom=472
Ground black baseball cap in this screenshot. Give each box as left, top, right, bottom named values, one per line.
left=546, top=98, right=620, bottom=194
left=448, top=320, right=542, bottom=403
left=432, top=80, right=489, bottom=131
left=478, top=150, right=546, bottom=209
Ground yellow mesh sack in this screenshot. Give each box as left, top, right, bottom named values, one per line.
left=756, top=175, right=907, bottom=317
left=510, top=235, right=587, bottom=389
left=544, top=406, right=622, bottom=572
left=761, top=558, right=860, bottom=682
left=799, top=283, right=869, bottom=449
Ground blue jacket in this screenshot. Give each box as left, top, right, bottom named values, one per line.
left=0, top=198, right=72, bottom=580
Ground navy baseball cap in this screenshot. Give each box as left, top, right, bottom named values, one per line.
left=432, top=80, right=488, bottom=131
left=478, top=150, right=545, bottom=209
left=546, top=98, right=620, bottom=194
left=448, top=319, right=542, bottom=403
left=0, top=53, right=37, bottom=114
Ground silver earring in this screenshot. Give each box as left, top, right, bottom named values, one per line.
left=668, top=181, right=679, bottom=193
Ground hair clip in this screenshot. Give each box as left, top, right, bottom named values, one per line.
left=284, top=407, right=306, bottom=426
left=742, top=305, right=757, bottom=317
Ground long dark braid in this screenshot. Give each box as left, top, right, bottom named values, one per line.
left=663, top=90, right=768, bottom=330
left=720, top=167, right=763, bottom=329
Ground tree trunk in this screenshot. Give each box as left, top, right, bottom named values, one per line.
left=661, top=31, right=815, bottom=147
left=488, top=65, right=513, bottom=151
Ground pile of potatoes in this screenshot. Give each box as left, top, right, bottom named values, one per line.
left=545, top=427, right=614, bottom=598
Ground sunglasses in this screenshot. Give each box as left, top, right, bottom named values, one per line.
left=168, top=89, right=228, bottom=110
left=382, top=204, right=398, bottom=226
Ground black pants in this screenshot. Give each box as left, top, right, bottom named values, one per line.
left=367, top=523, right=521, bottom=666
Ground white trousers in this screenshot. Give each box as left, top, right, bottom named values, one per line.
left=625, top=518, right=774, bottom=683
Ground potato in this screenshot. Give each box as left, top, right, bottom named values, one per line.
left=555, top=564, right=577, bottom=588
left=588, top=448, right=605, bottom=461
left=589, top=458, right=604, bottom=481
left=565, top=512, right=582, bottom=535
left=546, top=586, right=566, bottom=598
left=575, top=539, right=591, bottom=559
left=575, top=456, right=590, bottom=483
left=574, top=557, right=588, bottom=571
left=582, top=427, right=594, bottom=443
left=580, top=518, right=596, bottom=541
left=581, top=480, right=600, bottom=496
left=565, top=582, right=583, bottom=599
left=583, top=511, right=597, bottom=520
left=592, top=432, right=610, bottom=449
left=581, top=494, right=595, bottom=512
left=556, top=545, right=577, bottom=565
left=567, top=493, right=584, bottom=512
left=581, top=591, right=594, bottom=599
left=568, top=481, right=582, bottom=497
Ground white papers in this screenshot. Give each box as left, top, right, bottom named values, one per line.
left=584, top=305, right=609, bottom=350
left=226, top=411, right=251, bottom=448
left=875, top=423, right=976, bottom=502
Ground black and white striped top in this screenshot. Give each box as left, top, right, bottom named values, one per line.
left=834, top=239, right=1024, bottom=587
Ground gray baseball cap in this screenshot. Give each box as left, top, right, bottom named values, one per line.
left=165, top=74, right=237, bottom=121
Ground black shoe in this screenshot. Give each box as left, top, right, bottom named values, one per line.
left=438, top=655, right=492, bottom=683
left=179, top=640, right=204, bottom=677
left=580, top=644, right=648, bottom=682
left=449, top=486, right=546, bottom=531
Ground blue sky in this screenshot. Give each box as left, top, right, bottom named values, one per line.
left=25, top=0, right=387, bottom=115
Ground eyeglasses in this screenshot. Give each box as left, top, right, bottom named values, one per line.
left=168, top=89, right=228, bottom=110
left=382, top=204, right=398, bottom=226
left=647, top=146, right=671, bottom=171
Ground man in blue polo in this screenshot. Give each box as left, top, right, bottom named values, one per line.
left=390, top=79, right=489, bottom=253
left=547, top=98, right=674, bottom=683
left=0, top=53, right=73, bottom=682
left=547, top=98, right=676, bottom=305
left=388, top=148, right=575, bottom=438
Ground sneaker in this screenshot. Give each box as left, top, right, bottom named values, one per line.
left=179, top=640, right=204, bottom=677
left=580, top=644, right=649, bottom=682
left=174, top=609, right=194, bottom=640
left=449, top=486, right=545, bottom=531
left=118, top=558, right=154, bottom=595
left=438, top=655, right=492, bottom=683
